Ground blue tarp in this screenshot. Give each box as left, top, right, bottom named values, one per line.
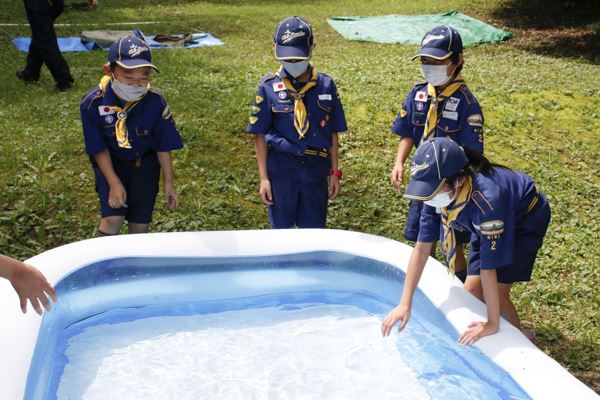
left=12, top=32, right=224, bottom=53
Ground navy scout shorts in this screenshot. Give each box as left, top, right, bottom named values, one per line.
left=467, top=194, right=551, bottom=284
left=94, top=152, right=160, bottom=224
left=267, top=149, right=330, bottom=229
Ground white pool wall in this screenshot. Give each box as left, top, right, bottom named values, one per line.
left=0, top=229, right=596, bottom=399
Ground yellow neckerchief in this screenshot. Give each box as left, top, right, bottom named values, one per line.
left=421, top=76, right=465, bottom=145
left=98, top=75, right=143, bottom=149
left=277, top=65, right=318, bottom=139
left=441, top=175, right=472, bottom=276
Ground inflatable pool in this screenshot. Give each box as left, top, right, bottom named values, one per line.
left=0, top=230, right=596, bottom=399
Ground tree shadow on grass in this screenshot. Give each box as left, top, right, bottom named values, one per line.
left=490, top=0, right=600, bottom=63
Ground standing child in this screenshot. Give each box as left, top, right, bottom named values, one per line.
left=381, top=138, right=551, bottom=344
left=389, top=26, right=484, bottom=280
left=247, top=16, right=348, bottom=228
left=81, top=36, right=183, bottom=236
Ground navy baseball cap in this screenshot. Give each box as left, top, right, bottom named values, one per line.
left=404, top=138, right=469, bottom=201
left=108, top=36, right=159, bottom=72
left=412, top=25, right=463, bottom=60
left=274, top=16, right=313, bottom=60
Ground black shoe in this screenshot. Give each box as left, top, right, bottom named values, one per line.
left=55, top=80, right=73, bottom=92
left=16, top=70, right=39, bottom=84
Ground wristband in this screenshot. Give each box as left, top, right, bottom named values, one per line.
left=330, top=169, right=343, bottom=178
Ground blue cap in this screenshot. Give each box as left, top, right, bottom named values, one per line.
left=412, top=25, right=463, bottom=60
left=404, top=138, right=469, bottom=201
left=108, top=36, right=159, bottom=72
left=274, top=16, right=313, bottom=60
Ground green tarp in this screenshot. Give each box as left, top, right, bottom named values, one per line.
left=327, top=10, right=512, bottom=45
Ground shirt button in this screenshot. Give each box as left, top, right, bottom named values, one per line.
left=308, top=113, right=311, bottom=117
left=313, top=132, right=317, bottom=137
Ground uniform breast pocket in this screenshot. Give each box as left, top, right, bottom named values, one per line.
left=102, top=125, right=116, bottom=137
left=135, top=126, right=151, bottom=137
left=437, top=115, right=461, bottom=134
left=271, top=104, right=294, bottom=114
left=317, top=98, right=332, bottom=113
left=411, top=113, right=426, bottom=127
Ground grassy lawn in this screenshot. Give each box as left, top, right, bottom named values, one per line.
left=1, top=0, right=598, bottom=393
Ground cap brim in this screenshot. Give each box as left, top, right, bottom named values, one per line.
left=274, top=44, right=310, bottom=60
left=116, top=59, right=160, bottom=73
left=403, top=177, right=446, bottom=201
left=411, top=48, right=453, bottom=61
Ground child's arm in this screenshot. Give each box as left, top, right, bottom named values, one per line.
left=94, top=149, right=127, bottom=208
left=0, top=255, right=57, bottom=315
left=157, top=151, right=178, bottom=209
left=390, top=137, right=414, bottom=189
left=459, top=268, right=500, bottom=345
left=381, top=241, right=433, bottom=336
left=328, top=133, right=340, bottom=199
left=254, top=134, right=273, bottom=205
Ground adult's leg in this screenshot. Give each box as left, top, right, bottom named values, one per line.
left=21, top=3, right=43, bottom=80
left=26, top=3, right=73, bottom=86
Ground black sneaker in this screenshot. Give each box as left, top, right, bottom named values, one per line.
left=16, top=70, right=39, bottom=84
left=55, top=80, right=73, bottom=92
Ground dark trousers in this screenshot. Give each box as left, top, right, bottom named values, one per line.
left=22, top=0, right=73, bottom=84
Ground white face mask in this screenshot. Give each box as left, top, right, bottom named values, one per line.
left=424, top=190, right=455, bottom=208
left=421, top=64, right=452, bottom=87
left=111, top=76, right=149, bottom=102
left=280, top=60, right=310, bottom=78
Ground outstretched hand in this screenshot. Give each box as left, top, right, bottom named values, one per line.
left=381, top=304, right=411, bottom=337
left=459, top=321, right=499, bottom=346
left=10, top=263, right=57, bottom=315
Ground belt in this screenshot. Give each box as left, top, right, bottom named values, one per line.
left=303, top=148, right=329, bottom=158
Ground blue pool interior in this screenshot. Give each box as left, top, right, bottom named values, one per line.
left=26, top=251, right=531, bottom=399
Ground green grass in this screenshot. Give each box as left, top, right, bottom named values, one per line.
left=1, top=0, right=599, bottom=393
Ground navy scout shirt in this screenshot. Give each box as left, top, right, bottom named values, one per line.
left=419, top=167, right=542, bottom=269
left=246, top=67, right=348, bottom=154
left=81, top=82, right=184, bottom=161
left=391, top=82, right=484, bottom=153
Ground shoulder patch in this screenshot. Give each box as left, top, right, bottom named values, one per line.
left=480, top=219, right=504, bottom=239
left=471, top=190, right=494, bottom=215
left=459, top=85, right=476, bottom=105
left=400, top=108, right=407, bottom=118
left=467, top=114, right=483, bottom=127
left=259, top=73, right=277, bottom=85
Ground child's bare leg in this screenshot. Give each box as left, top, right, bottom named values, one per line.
left=97, top=216, right=126, bottom=236
left=498, top=283, right=521, bottom=329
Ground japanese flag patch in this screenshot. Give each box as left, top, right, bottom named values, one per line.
left=98, top=106, right=115, bottom=116
left=273, top=82, right=285, bottom=92
left=414, top=91, right=428, bottom=102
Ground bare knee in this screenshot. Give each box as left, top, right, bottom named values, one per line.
left=128, top=222, right=150, bottom=234
left=98, top=216, right=125, bottom=235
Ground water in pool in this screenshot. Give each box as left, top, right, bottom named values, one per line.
left=27, top=254, right=531, bottom=399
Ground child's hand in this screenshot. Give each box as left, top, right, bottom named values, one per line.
left=459, top=321, right=499, bottom=345
left=108, top=181, right=127, bottom=208
left=390, top=164, right=404, bottom=189
left=259, top=179, right=273, bottom=205
left=328, top=176, right=340, bottom=199
left=165, top=182, right=179, bottom=209
left=381, top=304, right=411, bottom=336
left=10, top=263, right=57, bottom=315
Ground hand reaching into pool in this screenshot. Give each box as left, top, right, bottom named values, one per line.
left=0, top=255, right=57, bottom=315
left=458, top=320, right=499, bottom=346
left=381, top=304, right=411, bottom=336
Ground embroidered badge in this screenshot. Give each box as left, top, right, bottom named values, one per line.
left=416, top=102, right=424, bottom=111
left=249, top=116, right=258, bottom=125
left=400, top=108, right=407, bottom=118
left=442, top=110, right=458, bottom=121
left=445, top=97, right=460, bottom=111
left=480, top=220, right=504, bottom=239
left=161, top=105, right=172, bottom=120
left=319, top=114, right=330, bottom=128
left=255, top=95, right=264, bottom=104
left=104, top=115, right=115, bottom=124
left=281, top=29, right=306, bottom=44
left=278, top=91, right=288, bottom=100
left=251, top=106, right=261, bottom=115
left=467, top=114, right=483, bottom=127
left=318, top=94, right=332, bottom=101
left=415, top=91, right=428, bottom=102
left=99, top=106, right=115, bottom=116
left=273, top=82, right=285, bottom=92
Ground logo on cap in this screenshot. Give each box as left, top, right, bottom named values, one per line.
left=410, top=162, right=430, bottom=176
left=281, top=29, right=306, bottom=44
left=128, top=44, right=148, bottom=57
left=422, top=34, right=445, bottom=45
